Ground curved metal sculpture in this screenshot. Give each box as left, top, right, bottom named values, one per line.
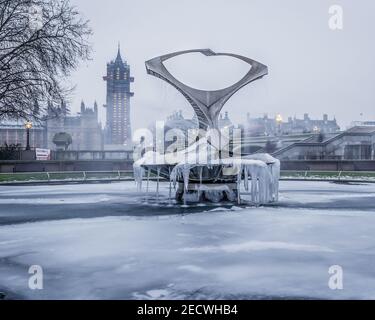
left=145, top=49, right=268, bottom=130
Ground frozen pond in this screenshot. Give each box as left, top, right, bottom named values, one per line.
left=1, top=181, right=375, bottom=299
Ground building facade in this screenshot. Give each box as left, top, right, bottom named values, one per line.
left=46, top=101, right=103, bottom=151
left=158, top=110, right=233, bottom=135
left=0, top=121, right=46, bottom=148
left=0, top=102, right=104, bottom=152
left=273, top=126, right=375, bottom=160
left=243, top=113, right=340, bottom=137
left=104, top=47, right=134, bottom=146
left=243, top=114, right=276, bottom=137
left=350, top=120, right=375, bottom=128
left=282, top=113, right=340, bottom=134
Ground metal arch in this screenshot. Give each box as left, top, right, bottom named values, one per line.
left=145, top=49, right=268, bottom=130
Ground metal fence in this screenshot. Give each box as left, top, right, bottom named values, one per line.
left=280, top=170, right=375, bottom=182
left=0, top=171, right=134, bottom=184
left=0, top=170, right=375, bottom=185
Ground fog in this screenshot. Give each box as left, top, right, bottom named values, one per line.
left=69, top=0, right=375, bottom=130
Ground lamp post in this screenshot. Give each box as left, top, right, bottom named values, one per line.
left=25, top=120, right=33, bottom=151
left=276, top=114, right=283, bottom=136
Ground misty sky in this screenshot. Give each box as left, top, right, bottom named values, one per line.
left=69, top=0, right=375, bottom=130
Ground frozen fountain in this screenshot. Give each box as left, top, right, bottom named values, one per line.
left=134, top=49, right=280, bottom=205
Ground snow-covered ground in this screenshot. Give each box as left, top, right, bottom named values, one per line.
left=0, top=181, right=375, bottom=300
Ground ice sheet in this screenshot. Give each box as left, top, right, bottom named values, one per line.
left=0, top=180, right=375, bottom=299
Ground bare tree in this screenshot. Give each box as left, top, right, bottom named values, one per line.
left=0, top=0, right=92, bottom=122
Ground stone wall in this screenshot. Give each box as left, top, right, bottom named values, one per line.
left=52, top=150, right=133, bottom=161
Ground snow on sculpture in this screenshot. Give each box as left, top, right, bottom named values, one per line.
left=134, top=139, right=280, bottom=205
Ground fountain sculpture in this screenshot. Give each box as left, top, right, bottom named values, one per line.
left=134, top=49, right=280, bottom=205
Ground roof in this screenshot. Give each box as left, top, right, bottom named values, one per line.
left=115, top=47, right=123, bottom=64
left=112, top=43, right=128, bottom=66
left=0, top=120, right=44, bottom=130
left=346, top=126, right=375, bottom=134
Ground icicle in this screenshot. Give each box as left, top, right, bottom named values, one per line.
left=182, top=164, right=190, bottom=206
left=272, top=161, right=280, bottom=202
left=182, top=164, right=190, bottom=193
left=249, top=165, right=258, bottom=204
left=170, top=167, right=177, bottom=189
left=259, top=166, right=267, bottom=204
left=146, top=169, right=150, bottom=194
left=145, top=169, right=150, bottom=203
left=133, top=165, right=144, bottom=192
left=168, top=167, right=172, bottom=205
left=237, top=166, right=242, bottom=205
left=156, top=167, right=161, bottom=201
left=244, top=166, right=249, bottom=191
left=198, top=166, right=203, bottom=201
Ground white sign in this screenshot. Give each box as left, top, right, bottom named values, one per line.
left=36, top=148, right=51, bottom=161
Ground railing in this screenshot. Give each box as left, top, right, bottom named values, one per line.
left=0, top=171, right=134, bottom=184
left=0, top=170, right=375, bottom=184
left=281, top=170, right=375, bottom=182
